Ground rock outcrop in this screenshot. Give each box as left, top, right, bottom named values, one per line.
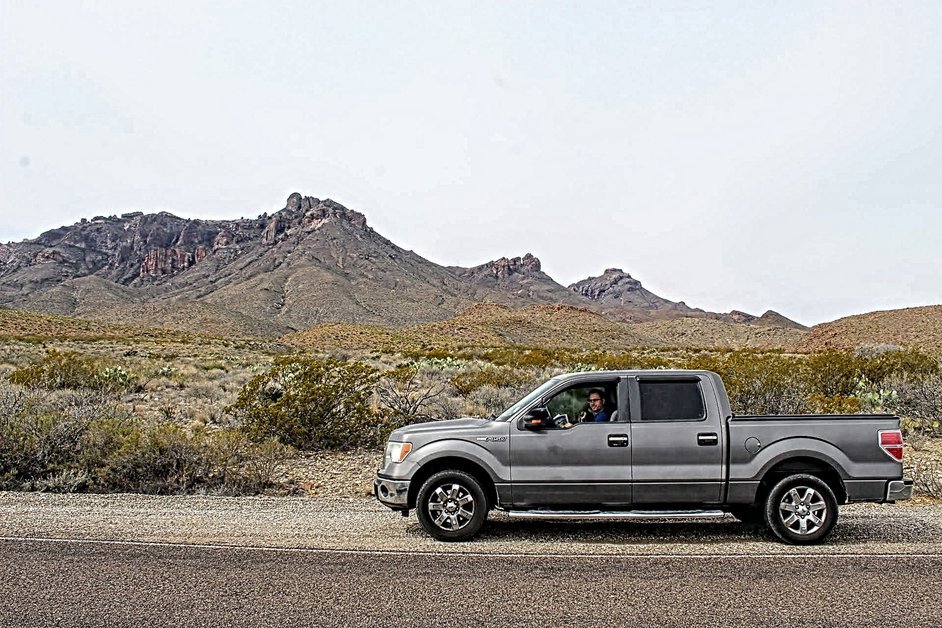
left=569, top=268, right=683, bottom=310
left=469, top=253, right=542, bottom=280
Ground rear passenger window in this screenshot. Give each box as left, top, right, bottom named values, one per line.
left=639, top=380, right=705, bottom=421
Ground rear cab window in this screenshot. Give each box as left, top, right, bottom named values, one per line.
left=638, top=379, right=705, bottom=421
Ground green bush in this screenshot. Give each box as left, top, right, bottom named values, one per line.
left=9, top=351, right=101, bottom=390
left=8, top=351, right=139, bottom=393
left=0, top=381, right=290, bottom=494
left=688, top=351, right=810, bottom=415
left=229, top=356, right=380, bottom=450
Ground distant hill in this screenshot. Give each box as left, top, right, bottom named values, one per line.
left=285, top=302, right=805, bottom=353
left=568, top=268, right=807, bottom=330
left=0, top=307, right=202, bottom=343
left=797, top=305, right=942, bottom=352
left=0, top=192, right=805, bottom=338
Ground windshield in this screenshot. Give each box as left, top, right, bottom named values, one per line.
left=494, top=378, right=560, bottom=421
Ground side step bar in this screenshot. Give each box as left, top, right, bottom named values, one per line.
left=506, top=509, right=726, bottom=520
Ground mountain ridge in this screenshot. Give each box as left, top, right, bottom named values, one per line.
left=0, top=192, right=805, bottom=337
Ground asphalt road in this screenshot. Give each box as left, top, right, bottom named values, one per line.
left=2, top=494, right=941, bottom=627
left=2, top=540, right=939, bottom=627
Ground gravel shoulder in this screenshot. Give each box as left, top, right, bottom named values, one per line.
left=2, top=492, right=940, bottom=556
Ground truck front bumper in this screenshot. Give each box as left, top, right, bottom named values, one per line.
left=886, top=478, right=913, bottom=502
left=374, top=476, right=410, bottom=509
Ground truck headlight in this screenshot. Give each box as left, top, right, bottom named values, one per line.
left=384, top=441, right=413, bottom=466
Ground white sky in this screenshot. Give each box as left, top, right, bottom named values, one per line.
left=2, top=1, right=941, bottom=326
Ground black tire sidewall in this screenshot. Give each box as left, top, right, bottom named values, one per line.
left=416, top=470, right=487, bottom=542
left=764, top=474, right=838, bottom=545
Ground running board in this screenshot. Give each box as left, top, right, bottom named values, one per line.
left=506, top=509, right=726, bottom=520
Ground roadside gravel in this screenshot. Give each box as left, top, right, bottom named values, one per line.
left=2, top=492, right=940, bottom=556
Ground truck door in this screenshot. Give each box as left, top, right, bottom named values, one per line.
left=628, top=375, right=724, bottom=505
left=509, top=378, right=631, bottom=507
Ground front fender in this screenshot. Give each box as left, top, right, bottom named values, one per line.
left=408, top=438, right=511, bottom=483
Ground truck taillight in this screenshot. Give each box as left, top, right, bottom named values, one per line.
left=879, top=429, right=904, bottom=462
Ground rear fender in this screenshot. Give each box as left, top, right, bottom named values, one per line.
left=746, top=437, right=852, bottom=482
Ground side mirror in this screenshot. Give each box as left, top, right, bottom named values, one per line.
left=522, top=407, right=550, bottom=430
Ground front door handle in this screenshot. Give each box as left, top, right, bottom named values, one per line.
left=608, top=434, right=629, bottom=447
left=697, top=432, right=719, bottom=446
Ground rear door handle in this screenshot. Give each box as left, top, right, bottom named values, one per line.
left=608, top=434, right=629, bottom=447
left=697, top=432, right=719, bottom=446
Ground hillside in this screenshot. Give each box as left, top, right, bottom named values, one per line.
left=285, top=302, right=802, bottom=353
left=797, top=305, right=942, bottom=352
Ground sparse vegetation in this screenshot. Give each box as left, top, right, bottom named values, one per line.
left=0, top=380, right=291, bottom=494
left=2, top=312, right=941, bottom=499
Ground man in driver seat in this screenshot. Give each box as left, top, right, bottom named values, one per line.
left=577, top=389, right=610, bottom=423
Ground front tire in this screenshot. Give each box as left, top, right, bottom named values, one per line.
left=764, top=474, right=838, bottom=545
left=416, top=470, right=488, bottom=541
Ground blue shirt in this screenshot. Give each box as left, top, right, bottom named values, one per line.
left=585, top=409, right=608, bottom=422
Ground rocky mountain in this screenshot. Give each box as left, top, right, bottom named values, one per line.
left=450, top=254, right=587, bottom=306
left=570, top=268, right=807, bottom=329
left=0, top=192, right=803, bottom=337
left=569, top=268, right=692, bottom=313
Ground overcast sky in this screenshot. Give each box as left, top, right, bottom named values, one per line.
left=2, top=1, right=941, bottom=326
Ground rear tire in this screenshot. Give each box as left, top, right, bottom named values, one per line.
left=764, top=474, right=838, bottom=545
left=416, top=470, right=488, bottom=541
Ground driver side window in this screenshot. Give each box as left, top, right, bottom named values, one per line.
left=545, top=382, right=618, bottom=426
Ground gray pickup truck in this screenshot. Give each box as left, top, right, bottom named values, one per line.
left=374, top=370, right=912, bottom=544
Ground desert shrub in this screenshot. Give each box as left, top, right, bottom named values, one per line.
left=376, top=364, right=446, bottom=437
left=7, top=351, right=139, bottom=393
left=909, top=449, right=942, bottom=499
left=857, top=347, right=939, bottom=381
left=581, top=350, right=673, bottom=371
left=688, top=351, right=809, bottom=415
left=882, top=374, right=942, bottom=438
left=451, top=367, right=530, bottom=397
left=805, top=394, right=862, bottom=414
left=428, top=395, right=467, bottom=421
left=23, top=469, right=92, bottom=493
left=229, top=356, right=380, bottom=450
left=187, top=380, right=225, bottom=402
left=101, top=422, right=212, bottom=493
left=466, top=384, right=529, bottom=417
left=481, top=348, right=565, bottom=369
left=0, top=380, right=290, bottom=494
left=9, top=351, right=102, bottom=390
left=803, top=352, right=864, bottom=398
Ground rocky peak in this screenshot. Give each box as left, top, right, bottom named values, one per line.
left=568, top=267, right=685, bottom=311
left=465, top=253, right=542, bottom=279
left=259, top=194, right=369, bottom=246
left=284, top=193, right=368, bottom=227
left=727, top=310, right=758, bottom=324
left=569, top=268, right=642, bottom=301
